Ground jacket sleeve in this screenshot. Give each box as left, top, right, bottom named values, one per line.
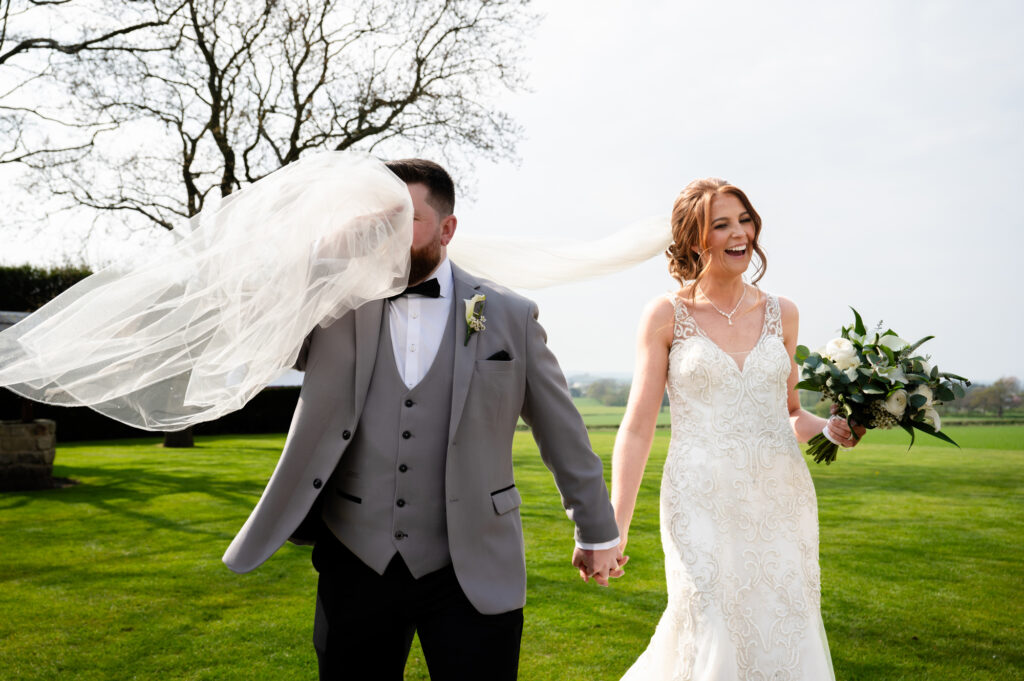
left=519, top=301, right=619, bottom=545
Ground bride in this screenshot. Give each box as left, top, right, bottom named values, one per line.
left=611, top=178, right=864, bottom=680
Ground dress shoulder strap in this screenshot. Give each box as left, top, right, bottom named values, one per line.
left=763, top=292, right=783, bottom=339
left=666, top=292, right=700, bottom=344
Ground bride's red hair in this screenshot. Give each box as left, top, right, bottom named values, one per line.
left=666, top=178, right=767, bottom=297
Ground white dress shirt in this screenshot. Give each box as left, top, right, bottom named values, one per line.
left=387, top=256, right=618, bottom=552
left=388, top=257, right=455, bottom=388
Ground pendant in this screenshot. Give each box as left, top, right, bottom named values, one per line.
left=727, top=317, right=733, bottom=326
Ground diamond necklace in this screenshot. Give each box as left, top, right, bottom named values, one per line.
left=698, top=284, right=745, bottom=326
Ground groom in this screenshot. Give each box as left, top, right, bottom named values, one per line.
left=222, top=159, right=622, bottom=680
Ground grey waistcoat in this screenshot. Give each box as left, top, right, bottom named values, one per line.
left=321, top=300, right=456, bottom=578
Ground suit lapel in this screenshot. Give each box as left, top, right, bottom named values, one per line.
left=448, top=264, right=482, bottom=443
left=353, top=299, right=385, bottom=416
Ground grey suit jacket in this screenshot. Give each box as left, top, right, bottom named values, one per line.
left=222, top=263, right=618, bottom=614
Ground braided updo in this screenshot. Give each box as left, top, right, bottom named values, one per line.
left=666, top=177, right=766, bottom=297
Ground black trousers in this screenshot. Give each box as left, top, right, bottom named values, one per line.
left=312, top=532, right=523, bottom=681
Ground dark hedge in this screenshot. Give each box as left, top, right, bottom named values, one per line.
left=0, top=386, right=301, bottom=441
left=0, top=264, right=94, bottom=312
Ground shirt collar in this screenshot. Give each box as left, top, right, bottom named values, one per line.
left=428, top=256, right=453, bottom=299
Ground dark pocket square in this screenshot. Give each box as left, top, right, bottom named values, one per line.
left=487, top=350, right=512, bottom=361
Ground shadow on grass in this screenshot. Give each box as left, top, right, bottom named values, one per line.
left=0, top=458, right=271, bottom=547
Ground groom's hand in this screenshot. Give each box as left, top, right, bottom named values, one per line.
left=572, top=547, right=626, bottom=587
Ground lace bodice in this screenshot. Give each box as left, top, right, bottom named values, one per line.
left=665, top=292, right=797, bottom=470
left=621, top=291, right=834, bottom=681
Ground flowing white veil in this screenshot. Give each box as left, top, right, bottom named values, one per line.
left=448, top=215, right=670, bottom=289
left=0, top=152, right=670, bottom=431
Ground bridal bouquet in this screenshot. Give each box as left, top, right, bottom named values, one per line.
left=794, top=309, right=970, bottom=464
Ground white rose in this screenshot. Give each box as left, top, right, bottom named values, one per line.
left=883, top=389, right=908, bottom=418
left=823, top=337, right=859, bottom=371
left=911, top=385, right=934, bottom=407
left=923, top=407, right=941, bottom=431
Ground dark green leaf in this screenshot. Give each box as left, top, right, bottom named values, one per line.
left=880, top=345, right=896, bottom=364
left=912, top=421, right=960, bottom=448
left=904, top=336, right=934, bottom=355
left=850, top=307, right=866, bottom=336
left=795, top=380, right=821, bottom=392
left=936, top=386, right=955, bottom=402
left=909, top=394, right=928, bottom=409
left=900, top=422, right=916, bottom=449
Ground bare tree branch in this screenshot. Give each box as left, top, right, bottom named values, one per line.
left=6, top=0, right=533, bottom=244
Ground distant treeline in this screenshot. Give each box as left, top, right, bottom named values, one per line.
left=945, top=377, right=1021, bottom=417
left=576, top=374, right=1022, bottom=421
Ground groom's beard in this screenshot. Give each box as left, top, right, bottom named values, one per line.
left=408, top=230, right=443, bottom=285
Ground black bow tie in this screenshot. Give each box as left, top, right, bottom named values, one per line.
left=390, top=278, right=440, bottom=300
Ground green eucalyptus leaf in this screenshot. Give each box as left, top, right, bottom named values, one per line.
left=909, top=394, right=928, bottom=409
left=935, top=385, right=955, bottom=402
left=794, top=345, right=810, bottom=363
left=828, top=363, right=844, bottom=382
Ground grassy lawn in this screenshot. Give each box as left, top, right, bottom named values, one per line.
left=570, top=396, right=671, bottom=428
left=1, top=426, right=1022, bottom=680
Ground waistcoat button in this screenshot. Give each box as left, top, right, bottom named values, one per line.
left=402, top=430, right=411, bottom=439
left=342, top=430, right=351, bottom=440
left=312, top=478, right=322, bottom=489
left=396, top=499, right=406, bottom=507
left=405, top=399, right=414, bottom=407
left=398, top=464, right=408, bottom=472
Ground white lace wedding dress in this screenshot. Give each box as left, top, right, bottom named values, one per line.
left=621, top=292, right=835, bottom=681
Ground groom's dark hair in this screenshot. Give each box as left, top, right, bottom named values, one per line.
left=385, top=158, right=455, bottom=217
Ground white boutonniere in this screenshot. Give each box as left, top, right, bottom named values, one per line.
left=464, top=294, right=486, bottom=346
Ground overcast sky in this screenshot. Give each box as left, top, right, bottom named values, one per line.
left=455, top=0, right=1024, bottom=383
left=3, top=0, right=1021, bottom=384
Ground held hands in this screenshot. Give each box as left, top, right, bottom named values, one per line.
left=571, top=547, right=629, bottom=587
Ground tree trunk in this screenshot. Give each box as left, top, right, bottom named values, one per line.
left=163, top=426, right=194, bottom=448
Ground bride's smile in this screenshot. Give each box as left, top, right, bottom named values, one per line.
left=703, top=193, right=756, bottom=275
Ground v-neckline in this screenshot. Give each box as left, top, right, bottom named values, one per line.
left=679, top=292, right=769, bottom=374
